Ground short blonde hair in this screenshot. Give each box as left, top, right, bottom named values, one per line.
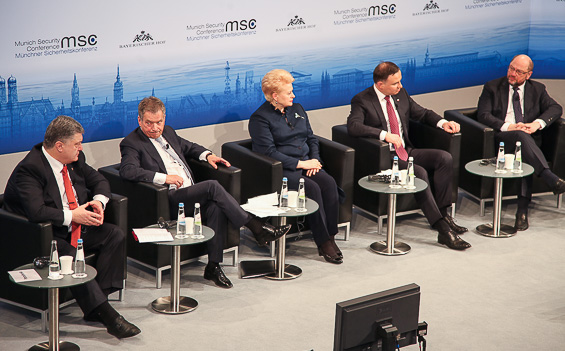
left=261, top=69, right=295, bottom=102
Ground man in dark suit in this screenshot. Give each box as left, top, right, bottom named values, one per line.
left=478, top=54, right=565, bottom=230
left=3, top=115, right=140, bottom=339
left=348, top=61, right=471, bottom=250
left=119, top=96, right=290, bottom=288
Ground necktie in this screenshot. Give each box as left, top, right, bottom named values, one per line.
left=155, top=136, right=194, bottom=186
left=512, top=86, right=523, bottom=123
left=384, top=96, right=408, bottom=161
left=62, top=165, right=81, bottom=248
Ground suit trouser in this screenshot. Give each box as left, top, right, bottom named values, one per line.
left=496, top=131, right=549, bottom=200
left=396, top=148, right=453, bottom=226
left=55, top=223, right=126, bottom=316
left=169, top=180, right=252, bottom=263
left=287, top=170, right=339, bottom=247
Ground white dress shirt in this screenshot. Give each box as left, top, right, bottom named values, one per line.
left=502, top=82, right=546, bottom=131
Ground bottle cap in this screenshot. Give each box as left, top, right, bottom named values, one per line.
left=393, top=156, right=398, bottom=160
left=299, top=178, right=304, bottom=182
left=283, top=177, right=288, bottom=181
left=516, top=141, right=521, bottom=146
left=500, top=142, right=504, bottom=146
left=179, top=202, right=184, bottom=207
left=77, top=239, right=83, bottom=244
left=195, top=203, right=200, bottom=208
left=408, top=156, right=413, bottom=161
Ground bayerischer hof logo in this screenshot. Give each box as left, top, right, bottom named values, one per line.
left=276, top=15, right=316, bottom=32
left=119, top=30, right=165, bottom=49
left=413, top=0, right=448, bottom=16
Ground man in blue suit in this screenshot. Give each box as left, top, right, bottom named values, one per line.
left=478, top=54, right=564, bottom=230
left=348, top=62, right=471, bottom=251
left=119, top=96, right=290, bottom=288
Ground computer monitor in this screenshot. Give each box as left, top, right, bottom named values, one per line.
left=334, top=283, right=421, bottom=351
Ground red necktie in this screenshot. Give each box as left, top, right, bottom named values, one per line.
left=62, top=165, right=81, bottom=248
left=384, top=96, right=408, bottom=161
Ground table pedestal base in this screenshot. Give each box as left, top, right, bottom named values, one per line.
left=30, top=341, right=79, bottom=351
left=370, top=241, right=411, bottom=255
left=476, top=223, right=517, bottom=238
left=264, top=264, right=302, bottom=280
left=151, top=296, right=197, bottom=314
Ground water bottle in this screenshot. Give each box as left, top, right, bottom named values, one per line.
left=513, top=141, right=523, bottom=173
left=191, top=203, right=204, bottom=239
left=390, top=156, right=401, bottom=188
left=405, top=156, right=416, bottom=189
left=48, top=240, right=61, bottom=280
left=279, top=177, right=289, bottom=211
left=296, top=178, right=307, bottom=212
left=176, top=202, right=188, bottom=239
left=495, top=142, right=506, bottom=173
left=73, top=239, right=87, bottom=278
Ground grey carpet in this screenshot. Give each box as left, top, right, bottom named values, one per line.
left=1, top=193, right=564, bottom=350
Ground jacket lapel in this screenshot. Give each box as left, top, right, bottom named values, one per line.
left=38, top=149, right=64, bottom=210
left=368, top=88, right=388, bottom=128
left=136, top=128, right=168, bottom=173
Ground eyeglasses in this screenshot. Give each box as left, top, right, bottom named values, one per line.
left=508, top=65, right=530, bottom=76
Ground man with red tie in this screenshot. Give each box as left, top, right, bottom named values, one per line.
left=347, top=61, right=471, bottom=250
left=3, top=115, right=140, bottom=339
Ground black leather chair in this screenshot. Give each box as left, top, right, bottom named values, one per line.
left=0, top=193, right=127, bottom=332
left=445, top=108, right=565, bottom=215
left=98, top=161, right=241, bottom=288
left=221, top=137, right=354, bottom=255
left=332, top=123, right=461, bottom=233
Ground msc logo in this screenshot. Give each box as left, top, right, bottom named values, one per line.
left=368, top=4, right=396, bottom=16
left=61, top=34, right=97, bottom=48
left=225, top=19, right=256, bottom=32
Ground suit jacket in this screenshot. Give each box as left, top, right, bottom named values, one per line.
left=3, top=143, right=111, bottom=239
left=249, top=101, right=321, bottom=183
left=119, top=125, right=207, bottom=183
left=347, top=86, right=442, bottom=147
left=477, top=77, right=562, bottom=131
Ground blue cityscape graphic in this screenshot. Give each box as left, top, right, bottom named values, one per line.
left=1, top=23, right=564, bottom=155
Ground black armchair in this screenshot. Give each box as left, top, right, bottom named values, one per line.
left=332, top=123, right=461, bottom=233
left=98, top=161, right=241, bottom=288
left=221, top=137, right=355, bottom=253
left=0, top=193, right=127, bottom=332
left=445, top=108, right=565, bottom=215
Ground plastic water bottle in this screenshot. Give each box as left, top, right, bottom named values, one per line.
left=513, top=141, right=523, bottom=173
left=279, top=177, right=289, bottom=211
left=191, top=203, right=204, bottom=239
left=296, top=178, right=307, bottom=212
left=405, top=156, right=416, bottom=189
left=48, top=240, right=61, bottom=280
left=495, top=142, right=506, bottom=173
left=73, top=239, right=87, bottom=278
left=390, top=156, right=401, bottom=188
left=176, top=202, right=188, bottom=239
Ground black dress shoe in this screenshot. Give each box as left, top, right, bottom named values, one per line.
left=515, top=212, right=529, bottom=231
left=551, top=178, right=565, bottom=195
left=443, top=215, right=468, bottom=235
left=253, top=223, right=292, bottom=246
left=106, top=316, right=141, bottom=339
left=204, top=264, right=233, bottom=288
left=318, top=241, right=343, bottom=264
left=437, top=229, right=471, bottom=250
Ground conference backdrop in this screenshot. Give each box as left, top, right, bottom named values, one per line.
left=1, top=0, right=563, bottom=155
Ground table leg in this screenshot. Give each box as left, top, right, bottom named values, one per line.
left=370, top=193, right=411, bottom=255
left=265, top=216, right=302, bottom=280
left=29, top=288, right=79, bottom=351
left=477, top=178, right=517, bottom=238
left=151, top=246, right=197, bottom=314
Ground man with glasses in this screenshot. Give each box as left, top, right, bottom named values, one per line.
left=477, top=54, right=564, bottom=230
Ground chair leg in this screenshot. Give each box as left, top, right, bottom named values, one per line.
left=41, top=310, right=48, bottom=333
left=231, top=247, right=238, bottom=266
left=118, top=279, right=125, bottom=301
left=480, top=200, right=486, bottom=217
left=558, top=194, right=563, bottom=209
left=337, top=222, right=350, bottom=241
left=378, top=216, right=383, bottom=235
left=451, top=202, right=456, bottom=217
left=270, top=241, right=276, bottom=258
left=156, top=269, right=163, bottom=289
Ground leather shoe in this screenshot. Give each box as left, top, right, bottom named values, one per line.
left=253, top=223, right=292, bottom=246
left=437, top=229, right=471, bottom=250
left=443, top=215, right=468, bottom=235
left=318, top=241, right=343, bottom=264
left=106, top=315, right=141, bottom=339
left=204, top=263, right=233, bottom=288
left=551, top=178, right=565, bottom=195
left=515, top=212, right=529, bottom=231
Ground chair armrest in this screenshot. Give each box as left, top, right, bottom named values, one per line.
left=445, top=109, right=496, bottom=160
left=542, top=117, right=565, bottom=177
left=222, top=140, right=283, bottom=203
left=104, top=193, right=128, bottom=235
left=187, top=159, right=242, bottom=203
left=0, top=208, right=54, bottom=262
